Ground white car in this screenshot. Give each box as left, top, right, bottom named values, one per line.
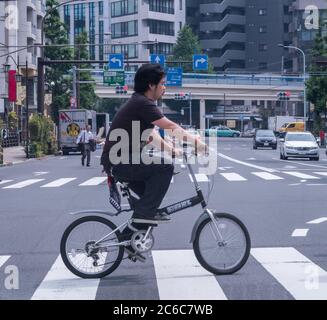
left=280, top=132, right=319, bottom=161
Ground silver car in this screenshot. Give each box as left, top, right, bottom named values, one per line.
left=280, top=132, right=319, bottom=161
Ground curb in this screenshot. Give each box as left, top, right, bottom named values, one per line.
left=0, top=154, right=57, bottom=168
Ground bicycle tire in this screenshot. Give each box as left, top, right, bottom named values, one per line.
left=193, top=212, right=251, bottom=275
left=60, top=216, right=124, bottom=279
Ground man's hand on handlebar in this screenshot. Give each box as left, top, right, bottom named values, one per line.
left=194, top=140, right=209, bottom=156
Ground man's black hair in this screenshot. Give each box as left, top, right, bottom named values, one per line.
left=134, top=64, right=165, bottom=94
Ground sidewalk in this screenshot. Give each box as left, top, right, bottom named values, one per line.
left=1, top=146, right=28, bottom=166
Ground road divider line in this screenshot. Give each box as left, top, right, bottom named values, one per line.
left=152, top=250, right=227, bottom=300
left=3, top=179, right=45, bottom=189
left=220, top=173, right=247, bottom=182
left=251, top=247, right=327, bottom=300
left=284, top=172, right=320, bottom=180
left=291, top=229, right=309, bottom=237
left=189, top=174, right=209, bottom=182
left=0, top=256, right=10, bottom=268
left=31, top=255, right=101, bottom=300
left=307, top=217, right=327, bottom=224
left=41, top=178, right=77, bottom=188
left=79, top=177, right=107, bottom=186
left=218, top=153, right=277, bottom=173
left=251, top=172, right=284, bottom=180
left=313, top=172, right=327, bottom=177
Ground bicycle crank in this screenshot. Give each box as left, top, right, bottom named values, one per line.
left=131, top=230, right=154, bottom=253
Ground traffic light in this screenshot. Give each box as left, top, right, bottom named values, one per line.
left=116, top=85, right=128, bottom=95
left=277, top=91, right=291, bottom=101
left=174, top=92, right=190, bottom=100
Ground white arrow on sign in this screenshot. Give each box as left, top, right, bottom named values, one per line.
left=195, top=58, right=207, bottom=68
left=155, top=56, right=161, bottom=64
left=110, top=57, right=122, bottom=67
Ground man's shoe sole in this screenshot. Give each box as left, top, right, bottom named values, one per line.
left=132, top=218, right=170, bottom=224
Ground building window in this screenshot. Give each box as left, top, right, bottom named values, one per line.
left=99, top=1, right=103, bottom=15
left=259, top=43, right=268, bottom=51
left=111, top=0, right=138, bottom=17
left=259, top=62, right=267, bottom=70
left=112, top=44, right=138, bottom=59
left=112, top=20, right=138, bottom=38
left=89, top=2, right=95, bottom=60
left=149, top=0, right=174, bottom=14
left=258, top=25, right=267, bottom=33
left=64, top=5, right=70, bottom=37
left=99, top=20, right=104, bottom=62
left=150, top=42, right=174, bottom=55
left=148, top=20, right=174, bottom=36
left=74, top=3, right=86, bottom=36
left=258, top=9, right=266, bottom=16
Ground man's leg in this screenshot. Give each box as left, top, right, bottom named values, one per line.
left=86, top=145, right=91, bottom=166
left=133, top=164, right=174, bottom=219
left=81, top=146, right=86, bottom=166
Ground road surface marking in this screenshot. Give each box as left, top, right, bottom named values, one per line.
left=79, top=177, right=107, bottom=186
left=0, top=256, right=10, bottom=268
left=291, top=229, right=309, bottom=237
left=41, top=178, right=77, bottom=188
left=170, top=176, right=174, bottom=184
left=152, top=250, right=227, bottom=300
left=0, top=180, right=13, bottom=185
left=34, top=172, right=49, bottom=176
left=251, top=247, right=327, bottom=300
left=284, top=172, right=320, bottom=180
left=218, top=153, right=277, bottom=173
left=307, top=217, right=327, bottom=224
left=251, top=172, right=284, bottom=180
left=31, top=255, right=102, bottom=300
left=189, top=174, right=209, bottom=182
left=3, top=179, right=45, bottom=189
left=313, top=172, right=327, bottom=177
left=220, top=173, right=247, bottom=181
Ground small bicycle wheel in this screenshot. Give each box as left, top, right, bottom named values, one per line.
left=60, top=216, right=124, bottom=279
left=193, top=212, right=251, bottom=275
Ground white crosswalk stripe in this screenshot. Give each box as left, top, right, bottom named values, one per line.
left=220, top=173, right=247, bottom=181
left=31, top=255, right=101, bottom=300
left=0, top=256, right=10, bottom=268
left=189, top=174, right=209, bottom=183
left=283, top=172, right=320, bottom=179
left=41, top=178, right=77, bottom=188
left=0, top=180, right=13, bottom=185
left=251, top=247, right=327, bottom=300
left=251, top=172, right=284, bottom=180
left=79, top=177, right=107, bottom=186
left=3, top=179, right=45, bottom=189
left=313, top=172, right=327, bottom=177
left=152, top=250, right=227, bottom=300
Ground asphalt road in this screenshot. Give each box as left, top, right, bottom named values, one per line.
left=0, top=138, right=327, bottom=300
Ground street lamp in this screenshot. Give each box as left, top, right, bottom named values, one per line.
left=278, top=44, right=307, bottom=128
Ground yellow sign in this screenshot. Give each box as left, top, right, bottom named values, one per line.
left=227, top=120, right=236, bottom=128
left=67, top=123, right=80, bottom=137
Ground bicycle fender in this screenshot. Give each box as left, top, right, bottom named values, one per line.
left=68, top=210, right=117, bottom=217
left=190, top=212, right=209, bottom=243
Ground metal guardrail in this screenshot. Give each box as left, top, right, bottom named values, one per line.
left=91, top=71, right=304, bottom=87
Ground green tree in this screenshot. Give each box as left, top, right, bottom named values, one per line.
left=74, top=32, right=98, bottom=110
left=44, top=0, right=73, bottom=124
left=168, top=25, right=214, bottom=73
left=306, top=28, right=327, bottom=134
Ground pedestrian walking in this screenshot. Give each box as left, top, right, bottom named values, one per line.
left=76, top=125, right=95, bottom=167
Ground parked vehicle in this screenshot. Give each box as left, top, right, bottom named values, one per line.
left=59, top=109, right=96, bottom=155
left=253, top=129, right=277, bottom=149
left=280, top=132, right=319, bottom=161
left=205, top=126, right=241, bottom=137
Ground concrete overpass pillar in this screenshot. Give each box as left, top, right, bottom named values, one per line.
left=200, top=99, right=206, bottom=131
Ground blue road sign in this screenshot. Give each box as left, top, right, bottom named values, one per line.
left=150, top=54, right=166, bottom=67
left=166, top=67, right=183, bottom=87
left=108, top=54, right=124, bottom=70
left=193, top=55, right=208, bottom=71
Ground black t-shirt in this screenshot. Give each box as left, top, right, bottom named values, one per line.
left=101, top=92, right=164, bottom=170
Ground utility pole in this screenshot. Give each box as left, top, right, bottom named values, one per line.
left=189, top=93, right=192, bottom=127
left=72, top=66, right=77, bottom=108
left=25, top=59, right=29, bottom=159
left=223, top=93, right=226, bottom=126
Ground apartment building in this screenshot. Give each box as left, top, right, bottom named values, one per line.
left=59, top=0, right=186, bottom=69
left=0, top=0, right=46, bottom=119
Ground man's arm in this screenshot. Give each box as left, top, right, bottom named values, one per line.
left=152, top=117, right=202, bottom=147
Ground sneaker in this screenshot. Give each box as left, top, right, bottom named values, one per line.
left=86, top=164, right=90, bottom=167
left=124, top=246, right=146, bottom=263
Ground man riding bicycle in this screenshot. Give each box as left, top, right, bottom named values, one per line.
left=101, top=64, right=207, bottom=261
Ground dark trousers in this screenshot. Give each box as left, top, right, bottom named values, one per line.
left=82, top=143, right=91, bottom=165
left=112, top=162, right=174, bottom=219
